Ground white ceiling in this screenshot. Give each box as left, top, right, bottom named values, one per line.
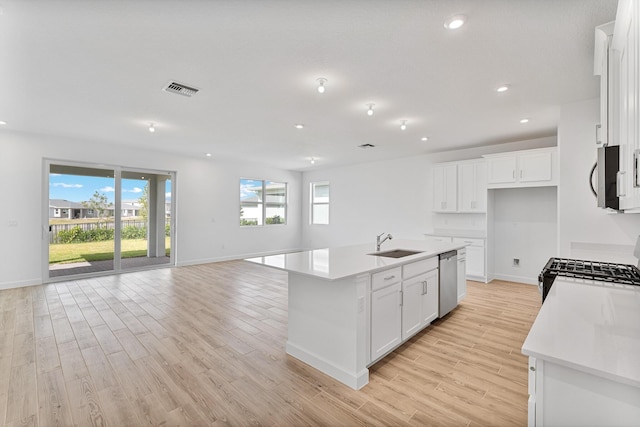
left=0, top=0, right=618, bottom=171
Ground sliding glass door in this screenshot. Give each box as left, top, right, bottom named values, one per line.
left=46, top=160, right=175, bottom=280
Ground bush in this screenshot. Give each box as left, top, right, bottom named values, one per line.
left=165, top=224, right=171, bottom=236
left=57, top=226, right=84, bottom=243
left=122, top=225, right=146, bottom=239
left=85, top=227, right=114, bottom=242
left=266, top=215, right=284, bottom=224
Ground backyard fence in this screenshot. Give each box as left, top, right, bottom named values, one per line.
left=49, top=219, right=171, bottom=244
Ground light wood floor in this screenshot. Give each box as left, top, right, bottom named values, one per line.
left=0, top=260, right=541, bottom=426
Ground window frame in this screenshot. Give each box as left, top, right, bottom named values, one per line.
left=240, top=178, right=288, bottom=227
left=310, top=181, right=330, bottom=225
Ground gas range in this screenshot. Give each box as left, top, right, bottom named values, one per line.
left=538, top=257, right=640, bottom=302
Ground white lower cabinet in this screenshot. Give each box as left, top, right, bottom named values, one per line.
left=370, top=257, right=439, bottom=363
left=370, top=282, right=402, bottom=361
left=451, top=237, right=486, bottom=281
left=457, top=248, right=466, bottom=302
left=401, top=270, right=439, bottom=340
left=527, top=356, right=640, bottom=426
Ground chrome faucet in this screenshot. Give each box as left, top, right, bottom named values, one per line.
left=376, top=232, right=393, bottom=251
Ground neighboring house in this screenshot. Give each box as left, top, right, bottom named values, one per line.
left=49, top=199, right=117, bottom=219
left=121, top=200, right=142, bottom=217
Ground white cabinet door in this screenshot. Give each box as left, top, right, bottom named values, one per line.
left=433, top=164, right=457, bottom=212
left=487, top=156, right=517, bottom=184
left=519, top=151, right=552, bottom=183
left=457, top=161, right=487, bottom=212
left=371, top=282, right=402, bottom=361
left=466, top=245, right=486, bottom=278
left=402, top=271, right=439, bottom=340
left=401, top=274, right=425, bottom=340
left=457, top=253, right=466, bottom=302
left=422, top=269, right=439, bottom=324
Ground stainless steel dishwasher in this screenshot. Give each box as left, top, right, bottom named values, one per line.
left=438, top=250, right=458, bottom=318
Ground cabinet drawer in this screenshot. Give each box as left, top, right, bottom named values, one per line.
left=372, top=267, right=402, bottom=291
left=452, top=237, right=485, bottom=247
left=403, top=257, right=438, bottom=279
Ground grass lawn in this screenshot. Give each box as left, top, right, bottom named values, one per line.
left=49, top=238, right=170, bottom=264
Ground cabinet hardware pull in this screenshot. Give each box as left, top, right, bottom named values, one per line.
left=529, top=366, right=536, bottom=372
left=520, top=170, right=523, bottom=179
left=617, top=171, right=626, bottom=197
left=384, top=275, right=396, bottom=281
left=595, top=123, right=602, bottom=144
left=512, top=170, right=515, bottom=179
left=422, top=281, right=428, bottom=295
left=399, top=290, right=403, bottom=306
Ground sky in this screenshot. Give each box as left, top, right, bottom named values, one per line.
left=49, top=174, right=172, bottom=203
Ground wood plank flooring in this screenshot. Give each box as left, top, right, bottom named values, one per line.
left=0, top=260, right=541, bottom=426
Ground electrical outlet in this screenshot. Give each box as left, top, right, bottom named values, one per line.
left=8, top=220, right=18, bottom=227
left=513, top=258, right=520, bottom=267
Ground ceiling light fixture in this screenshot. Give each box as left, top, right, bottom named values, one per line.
left=0, top=121, right=6, bottom=126
left=148, top=123, right=155, bottom=133
left=311, top=158, right=315, bottom=164
left=444, top=15, right=466, bottom=30
left=316, top=78, right=327, bottom=94
left=205, top=153, right=212, bottom=157
left=421, top=137, right=429, bottom=141
left=294, top=124, right=304, bottom=129
left=496, top=85, right=510, bottom=93
left=400, top=120, right=407, bottom=131
left=366, top=103, right=375, bottom=116
left=520, top=118, right=530, bottom=123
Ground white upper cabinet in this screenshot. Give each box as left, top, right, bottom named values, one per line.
left=457, top=160, right=487, bottom=212
left=433, top=160, right=487, bottom=213
left=483, top=147, right=558, bottom=189
left=608, top=0, right=640, bottom=211
left=433, top=164, right=457, bottom=212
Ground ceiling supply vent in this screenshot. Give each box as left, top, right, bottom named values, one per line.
left=162, top=81, right=200, bottom=97
left=358, top=143, right=375, bottom=149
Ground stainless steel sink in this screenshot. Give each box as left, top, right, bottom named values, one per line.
left=368, top=249, right=423, bottom=258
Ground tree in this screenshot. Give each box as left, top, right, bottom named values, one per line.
left=138, top=184, right=149, bottom=223
left=82, top=191, right=113, bottom=225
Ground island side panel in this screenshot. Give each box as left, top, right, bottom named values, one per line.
left=286, top=272, right=370, bottom=389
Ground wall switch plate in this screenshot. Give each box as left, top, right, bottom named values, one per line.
left=513, top=258, right=520, bottom=267
left=8, top=220, right=18, bottom=227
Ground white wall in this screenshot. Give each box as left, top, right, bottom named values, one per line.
left=0, top=131, right=302, bottom=289
left=301, top=136, right=557, bottom=250
left=490, top=187, right=558, bottom=284
left=558, top=98, right=640, bottom=264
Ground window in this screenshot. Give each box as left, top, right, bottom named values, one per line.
left=310, top=181, right=329, bottom=224
left=240, top=179, right=287, bottom=226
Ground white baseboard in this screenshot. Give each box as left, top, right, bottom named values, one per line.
left=286, top=341, right=369, bottom=390
left=491, top=273, right=538, bottom=285
left=0, top=278, right=42, bottom=291
left=176, top=247, right=304, bottom=267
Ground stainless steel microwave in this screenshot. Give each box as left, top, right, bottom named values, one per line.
left=597, top=145, right=619, bottom=210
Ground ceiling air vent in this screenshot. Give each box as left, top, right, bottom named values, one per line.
left=358, top=143, right=375, bottom=149
left=162, top=81, right=199, bottom=97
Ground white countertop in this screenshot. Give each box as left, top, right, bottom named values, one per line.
left=245, top=239, right=464, bottom=281
left=424, top=229, right=487, bottom=239
left=522, top=278, right=640, bottom=388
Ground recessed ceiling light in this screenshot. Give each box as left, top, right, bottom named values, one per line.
left=444, top=15, right=466, bottom=30
left=205, top=153, right=212, bottom=157
left=316, top=78, right=327, bottom=94
left=520, top=118, right=530, bottom=124
left=496, top=85, right=510, bottom=93
left=310, top=158, right=315, bottom=164
left=366, top=103, right=375, bottom=116
left=148, top=123, right=155, bottom=133
left=421, top=137, right=429, bottom=141
left=294, top=124, right=304, bottom=129
left=400, top=120, right=407, bottom=131
left=0, top=121, right=6, bottom=126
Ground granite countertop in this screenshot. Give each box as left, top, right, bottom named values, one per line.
left=245, top=239, right=464, bottom=281
left=522, top=278, right=640, bottom=388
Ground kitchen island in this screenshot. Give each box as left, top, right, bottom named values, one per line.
left=522, top=278, right=640, bottom=426
left=246, top=239, right=464, bottom=389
